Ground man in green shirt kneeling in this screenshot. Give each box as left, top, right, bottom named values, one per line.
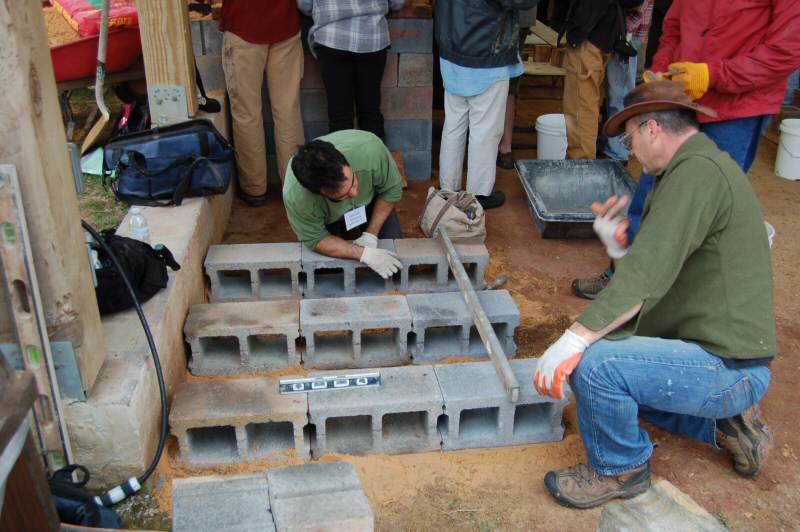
left=283, top=130, right=404, bottom=278
left=534, top=81, right=777, bottom=509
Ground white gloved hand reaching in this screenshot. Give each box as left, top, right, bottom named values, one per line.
left=353, top=231, right=378, bottom=248
left=593, top=214, right=629, bottom=259
left=360, top=247, right=401, bottom=279
left=534, top=329, right=590, bottom=400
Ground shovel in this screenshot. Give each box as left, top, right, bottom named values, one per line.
left=81, top=0, right=112, bottom=155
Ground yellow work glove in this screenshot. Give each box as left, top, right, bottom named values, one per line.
left=668, top=62, right=710, bottom=100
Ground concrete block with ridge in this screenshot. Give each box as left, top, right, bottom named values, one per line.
left=205, top=243, right=302, bottom=301
left=394, top=238, right=488, bottom=293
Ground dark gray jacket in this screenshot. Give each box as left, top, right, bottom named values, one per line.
left=435, top=0, right=541, bottom=69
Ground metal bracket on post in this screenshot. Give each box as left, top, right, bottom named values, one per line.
left=148, top=84, right=189, bottom=126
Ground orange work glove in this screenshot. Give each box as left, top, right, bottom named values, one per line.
left=668, top=62, right=710, bottom=100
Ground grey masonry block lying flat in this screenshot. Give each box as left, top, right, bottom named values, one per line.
left=206, top=243, right=302, bottom=301
left=301, top=240, right=397, bottom=298
left=268, top=462, right=374, bottom=532
left=300, top=295, right=411, bottom=369
left=170, top=378, right=309, bottom=465
left=394, top=238, right=488, bottom=293
left=407, top=290, right=519, bottom=361
left=434, top=358, right=569, bottom=451
left=308, top=366, right=443, bottom=457
left=172, top=473, right=274, bottom=532
left=185, top=300, right=300, bottom=375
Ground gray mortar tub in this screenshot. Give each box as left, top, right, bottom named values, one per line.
left=515, top=159, right=637, bottom=239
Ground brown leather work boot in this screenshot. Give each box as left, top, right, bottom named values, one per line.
left=544, top=462, right=651, bottom=509
left=716, top=405, right=773, bottom=478
left=570, top=270, right=611, bottom=300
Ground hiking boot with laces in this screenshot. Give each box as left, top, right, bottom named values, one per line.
left=716, top=405, right=773, bottom=478
left=571, top=271, right=611, bottom=300
left=544, top=462, right=651, bottom=509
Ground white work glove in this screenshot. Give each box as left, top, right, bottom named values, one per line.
left=353, top=231, right=378, bottom=248
left=593, top=213, right=629, bottom=260
left=360, top=247, right=401, bottom=279
left=534, top=329, right=590, bottom=400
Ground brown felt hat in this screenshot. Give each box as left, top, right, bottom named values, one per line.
left=603, top=80, right=717, bottom=137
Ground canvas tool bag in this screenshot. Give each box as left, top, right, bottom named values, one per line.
left=419, top=187, right=486, bottom=243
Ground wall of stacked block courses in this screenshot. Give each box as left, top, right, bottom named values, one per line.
left=190, top=6, right=434, bottom=183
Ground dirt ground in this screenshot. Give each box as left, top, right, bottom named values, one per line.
left=147, top=79, right=800, bottom=531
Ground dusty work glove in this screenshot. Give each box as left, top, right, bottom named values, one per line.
left=353, top=231, right=378, bottom=249
left=642, top=70, right=666, bottom=83
left=668, top=62, right=710, bottom=100
left=360, top=247, right=401, bottom=279
left=534, top=329, right=590, bottom=400
left=593, top=213, right=630, bottom=259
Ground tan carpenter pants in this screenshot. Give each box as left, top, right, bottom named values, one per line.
left=563, top=41, right=609, bottom=160
left=222, top=31, right=305, bottom=196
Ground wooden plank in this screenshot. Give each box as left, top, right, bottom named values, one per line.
left=524, top=61, right=566, bottom=77
left=529, top=20, right=559, bottom=47
left=0, top=0, right=107, bottom=393
left=138, top=0, right=199, bottom=118
left=435, top=229, right=520, bottom=402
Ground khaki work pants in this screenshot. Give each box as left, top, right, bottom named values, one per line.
left=222, top=31, right=305, bottom=196
left=563, top=41, right=609, bottom=160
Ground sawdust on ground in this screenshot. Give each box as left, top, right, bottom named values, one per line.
left=43, top=6, right=82, bottom=48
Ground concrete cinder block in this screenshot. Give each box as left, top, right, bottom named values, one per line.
left=402, top=149, right=432, bottom=180
left=300, top=54, right=324, bottom=89
left=196, top=54, right=226, bottom=93
left=190, top=19, right=205, bottom=57
left=205, top=243, right=302, bottom=301
left=388, top=19, right=433, bottom=54
left=308, top=366, right=443, bottom=456
left=407, top=290, right=519, bottom=361
left=301, top=240, right=397, bottom=298
left=302, top=121, right=329, bottom=142
left=434, top=358, right=568, bottom=451
left=384, top=119, right=432, bottom=152
left=300, top=295, right=412, bottom=369
left=398, top=53, right=433, bottom=87
left=394, top=238, right=488, bottom=293
left=382, top=52, right=399, bottom=88
left=381, top=86, right=433, bottom=120
left=185, top=300, right=300, bottom=374
left=169, top=378, right=309, bottom=465
left=173, top=473, right=274, bottom=532
left=203, top=20, right=224, bottom=55
left=300, top=89, right=328, bottom=123
left=268, top=462, right=374, bottom=532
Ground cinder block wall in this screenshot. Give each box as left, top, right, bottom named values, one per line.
left=191, top=7, right=434, bottom=183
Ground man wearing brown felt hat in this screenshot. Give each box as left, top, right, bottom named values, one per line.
left=532, top=80, right=777, bottom=509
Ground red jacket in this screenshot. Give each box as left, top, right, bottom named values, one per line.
left=652, top=0, right=800, bottom=122
left=220, top=0, right=300, bottom=45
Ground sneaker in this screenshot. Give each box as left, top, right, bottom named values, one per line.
left=238, top=189, right=268, bottom=207
left=496, top=151, right=515, bottom=170
left=476, top=191, right=506, bottom=210
left=716, top=405, right=773, bottom=478
left=571, top=271, right=611, bottom=300
left=544, top=462, right=651, bottom=509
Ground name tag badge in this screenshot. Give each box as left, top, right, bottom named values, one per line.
left=344, top=205, right=368, bottom=231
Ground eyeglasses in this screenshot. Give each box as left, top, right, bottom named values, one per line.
left=326, top=168, right=357, bottom=202
left=619, top=120, right=650, bottom=151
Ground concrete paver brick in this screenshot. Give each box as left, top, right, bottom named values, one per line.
left=388, top=19, right=433, bottom=54
left=205, top=243, right=302, bottom=301
left=172, top=473, right=274, bottom=532
left=394, top=238, right=488, bottom=292
left=434, top=358, right=568, bottom=450
left=300, top=295, right=411, bottom=369
left=302, top=240, right=398, bottom=298
left=402, top=149, right=433, bottom=180
left=398, top=53, right=433, bottom=87
left=169, top=378, right=309, bottom=465
left=185, top=300, right=300, bottom=374
left=308, top=366, right=443, bottom=456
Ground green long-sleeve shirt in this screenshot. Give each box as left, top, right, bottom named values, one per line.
left=578, top=133, right=777, bottom=361
left=282, top=130, right=403, bottom=250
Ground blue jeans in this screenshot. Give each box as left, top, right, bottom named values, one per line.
left=571, top=336, right=771, bottom=475
left=604, top=38, right=642, bottom=161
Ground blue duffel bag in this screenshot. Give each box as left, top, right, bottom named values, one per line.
left=104, top=119, right=234, bottom=206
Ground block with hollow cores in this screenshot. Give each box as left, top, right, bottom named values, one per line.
left=172, top=473, right=275, bottom=532
left=268, top=462, right=374, bottom=532
left=300, top=295, right=412, bottom=369
left=184, top=300, right=300, bottom=375
left=406, top=290, right=519, bottom=361
left=205, top=243, right=302, bottom=301
left=434, top=358, right=568, bottom=451
left=308, top=365, right=443, bottom=456
left=301, top=239, right=397, bottom=298
left=169, top=378, right=309, bottom=465
left=394, top=238, right=488, bottom=292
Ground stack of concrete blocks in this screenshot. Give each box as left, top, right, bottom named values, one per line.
left=302, top=239, right=397, bottom=298
left=184, top=300, right=301, bottom=374
left=205, top=243, right=302, bottom=302
left=190, top=9, right=433, bottom=184
left=395, top=238, right=489, bottom=293
left=169, top=377, right=309, bottom=465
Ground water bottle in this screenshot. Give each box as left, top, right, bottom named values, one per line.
left=128, top=207, right=151, bottom=244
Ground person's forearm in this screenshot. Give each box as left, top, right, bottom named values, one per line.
left=569, top=301, right=644, bottom=344
left=314, top=235, right=364, bottom=261
left=365, top=197, right=396, bottom=237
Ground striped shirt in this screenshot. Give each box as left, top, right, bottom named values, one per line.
left=627, top=0, right=655, bottom=40
left=298, top=0, right=406, bottom=54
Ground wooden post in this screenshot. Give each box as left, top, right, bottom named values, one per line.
left=138, top=0, right=199, bottom=120
left=0, top=0, right=107, bottom=393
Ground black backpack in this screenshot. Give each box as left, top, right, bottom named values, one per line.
left=91, top=229, right=180, bottom=315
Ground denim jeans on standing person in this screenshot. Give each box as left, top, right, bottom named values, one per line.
left=570, top=336, right=771, bottom=475
left=604, top=37, right=642, bottom=161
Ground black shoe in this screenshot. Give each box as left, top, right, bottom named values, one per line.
left=476, top=191, right=506, bottom=210
left=571, top=271, right=611, bottom=300
left=238, top=189, right=268, bottom=207
left=496, top=151, right=515, bottom=170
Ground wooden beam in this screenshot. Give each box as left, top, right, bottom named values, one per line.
left=0, top=0, right=107, bottom=393
left=138, top=0, right=199, bottom=120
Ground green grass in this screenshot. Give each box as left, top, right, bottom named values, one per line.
left=78, top=172, right=129, bottom=231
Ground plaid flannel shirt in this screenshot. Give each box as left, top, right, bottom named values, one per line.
left=626, top=0, right=655, bottom=40
left=298, top=0, right=405, bottom=54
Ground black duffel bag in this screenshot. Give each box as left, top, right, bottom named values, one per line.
left=104, top=119, right=234, bottom=206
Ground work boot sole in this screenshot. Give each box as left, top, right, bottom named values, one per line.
left=544, top=471, right=650, bottom=510
left=571, top=278, right=600, bottom=300
left=733, top=420, right=773, bottom=478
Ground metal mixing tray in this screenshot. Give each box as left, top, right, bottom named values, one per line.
left=515, top=159, right=637, bottom=239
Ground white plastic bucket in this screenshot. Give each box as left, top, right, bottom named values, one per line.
left=536, top=113, right=568, bottom=160
left=775, top=118, right=800, bottom=180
